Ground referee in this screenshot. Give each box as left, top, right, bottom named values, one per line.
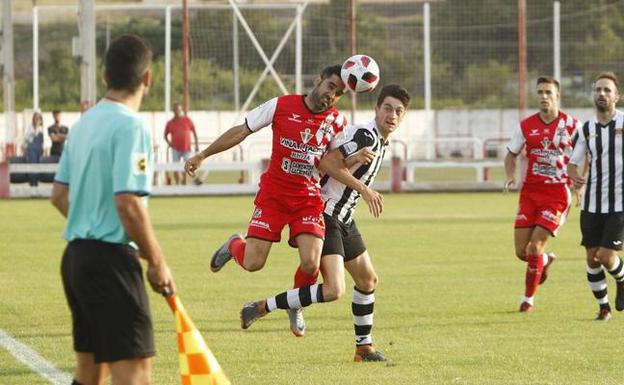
left=50, top=35, right=176, bottom=384
left=569, top=72, right=624, bottom=321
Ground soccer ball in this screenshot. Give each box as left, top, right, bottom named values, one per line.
left=340, top=54, right=380, bottom=93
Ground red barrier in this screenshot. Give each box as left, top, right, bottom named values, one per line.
left=0, top=162, right=10, bottom=199
left=391, top=156, right=403, bottom=193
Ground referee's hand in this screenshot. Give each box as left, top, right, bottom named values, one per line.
left=147, top=261, right=176, bottom=296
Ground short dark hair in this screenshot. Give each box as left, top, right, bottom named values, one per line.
left=376, top=84, right=411, bottom=108
left=320, top=65, right=342, bottom=80
left=104, top=34, right=152, bottom=92
left=52, top=109, right=61, bottom=114
left=595, top=71, right=620, bottom=89
left=536, top=76, right=560, bottom=91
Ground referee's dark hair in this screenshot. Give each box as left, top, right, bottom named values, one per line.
left=376, top=84, right=411, bottom=108
left=595, top=71, right=620, bottom=89
left=104, top=34, right=152, bottom=92
left=536, top=76, right=560, bottom=91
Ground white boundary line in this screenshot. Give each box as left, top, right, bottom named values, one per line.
left=0, top=328, right=72, bottom=385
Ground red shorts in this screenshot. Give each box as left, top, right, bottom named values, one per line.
left=515, top=183, right=571, bottom=236
left=246, top=190, right=325, bottom=247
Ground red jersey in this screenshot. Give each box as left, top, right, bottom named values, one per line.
left=245, top=95, right=347, bottom=197
left=507, top=111, right=580, bottom=185
left=164, top=116, right=196, bottom=152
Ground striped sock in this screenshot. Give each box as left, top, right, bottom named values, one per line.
left=587, top=265, right=610, bottom=310
left=608, top=257, right=624, bottom=284
left=266, top=284, right=324, bottom=312
left=353, top=287, right=375, bottom=346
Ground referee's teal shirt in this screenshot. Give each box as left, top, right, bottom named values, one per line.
left=54, top=99, right=153, bottom=244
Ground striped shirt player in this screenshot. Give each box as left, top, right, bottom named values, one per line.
left=570, top=94, right=624, bottom=320
left=504, top=76, right=581, bottom=313
left=572, top=111, right=624, bottom=214
left=322, top=119, right=386, bottom=224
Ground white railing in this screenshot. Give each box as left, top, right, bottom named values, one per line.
left=4, top=157, right=506, bottom=198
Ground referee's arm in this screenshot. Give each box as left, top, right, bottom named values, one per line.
left=116, top=193, right=176, bottom=295
left=50, top=182, right=69, bottom=218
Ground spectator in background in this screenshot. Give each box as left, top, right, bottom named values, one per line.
left=23, top=111, right=44, bottom=186
left=164, top=102, right=201, bottom=185
left=48, top=109, right=69, bottom=157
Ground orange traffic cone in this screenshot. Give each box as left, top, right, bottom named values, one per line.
left=165, top=294, right=231, bottom=385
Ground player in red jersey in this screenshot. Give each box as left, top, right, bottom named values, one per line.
left=504, top=76, right=580, bottom=312
left=185, top=65, right=383, bottom=325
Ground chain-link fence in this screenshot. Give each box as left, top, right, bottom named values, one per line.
left=10, top=1, right=624, bottom=113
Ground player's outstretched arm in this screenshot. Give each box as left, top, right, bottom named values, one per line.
left=185, top=123, right=252, bottom=177
left=503, top=151, right=518, bottom=193
left=50, top=182, right=69, bottom=217
left=320, top=148, right=383, bottom=217
left=115, top=193, right=176, bottom=295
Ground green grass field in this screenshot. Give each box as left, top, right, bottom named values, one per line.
left=1, top=193, right=623, bottom=385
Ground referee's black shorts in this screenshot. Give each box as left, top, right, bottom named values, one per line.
left=321, top=213, right=366, bottom=262
left=61, top=239, right=155, bottom=363
left=580, top=211, right=624, bottom=250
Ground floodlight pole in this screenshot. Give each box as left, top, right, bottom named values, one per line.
left=79, top=0, right=97, bottom=108
left=518, top=0, right=528, bottom=117
left=233, top=11, right=240, bottom=111
left=3, top=0, right=16, bottom=158
left=165, top=5, right=172, bottom=115
left=423, top=2, right=431, bottom=111
left=553, top=1, right=560, bottom=83
left=32, top=6, right=39, bottom=110
left=182, top=0, right=190, bottom=114
left=349, top=0, right=356, bottom=123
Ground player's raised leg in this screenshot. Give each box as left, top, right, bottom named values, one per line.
left=241, top=234, right=325, bottom=332
left=211, top=234, right=273, bottom=273
left=345, top=250, right=386, bottom=362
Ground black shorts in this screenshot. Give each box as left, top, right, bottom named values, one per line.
left=321, top=214, right=366, bottom=262
left=580, top=211, right=624, bottom=250
left=61, top=239, right=155, bottom=363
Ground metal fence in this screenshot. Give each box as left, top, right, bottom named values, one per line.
left=10, top=1, right=624, bottom=113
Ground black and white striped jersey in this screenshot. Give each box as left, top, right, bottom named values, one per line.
left=570, top=110, right=624, bottom=213
left=321, top=119, right=388, bottom=224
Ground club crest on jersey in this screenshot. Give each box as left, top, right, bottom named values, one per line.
left=541, top=137, right=551, bottom=149
left=288, top=113, right=302, bottom=123
left=300, top=128, right=313, bottom=144
left=316, top=115, right=336, bottom=143
left=133, top=152, right=148, bottom=175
